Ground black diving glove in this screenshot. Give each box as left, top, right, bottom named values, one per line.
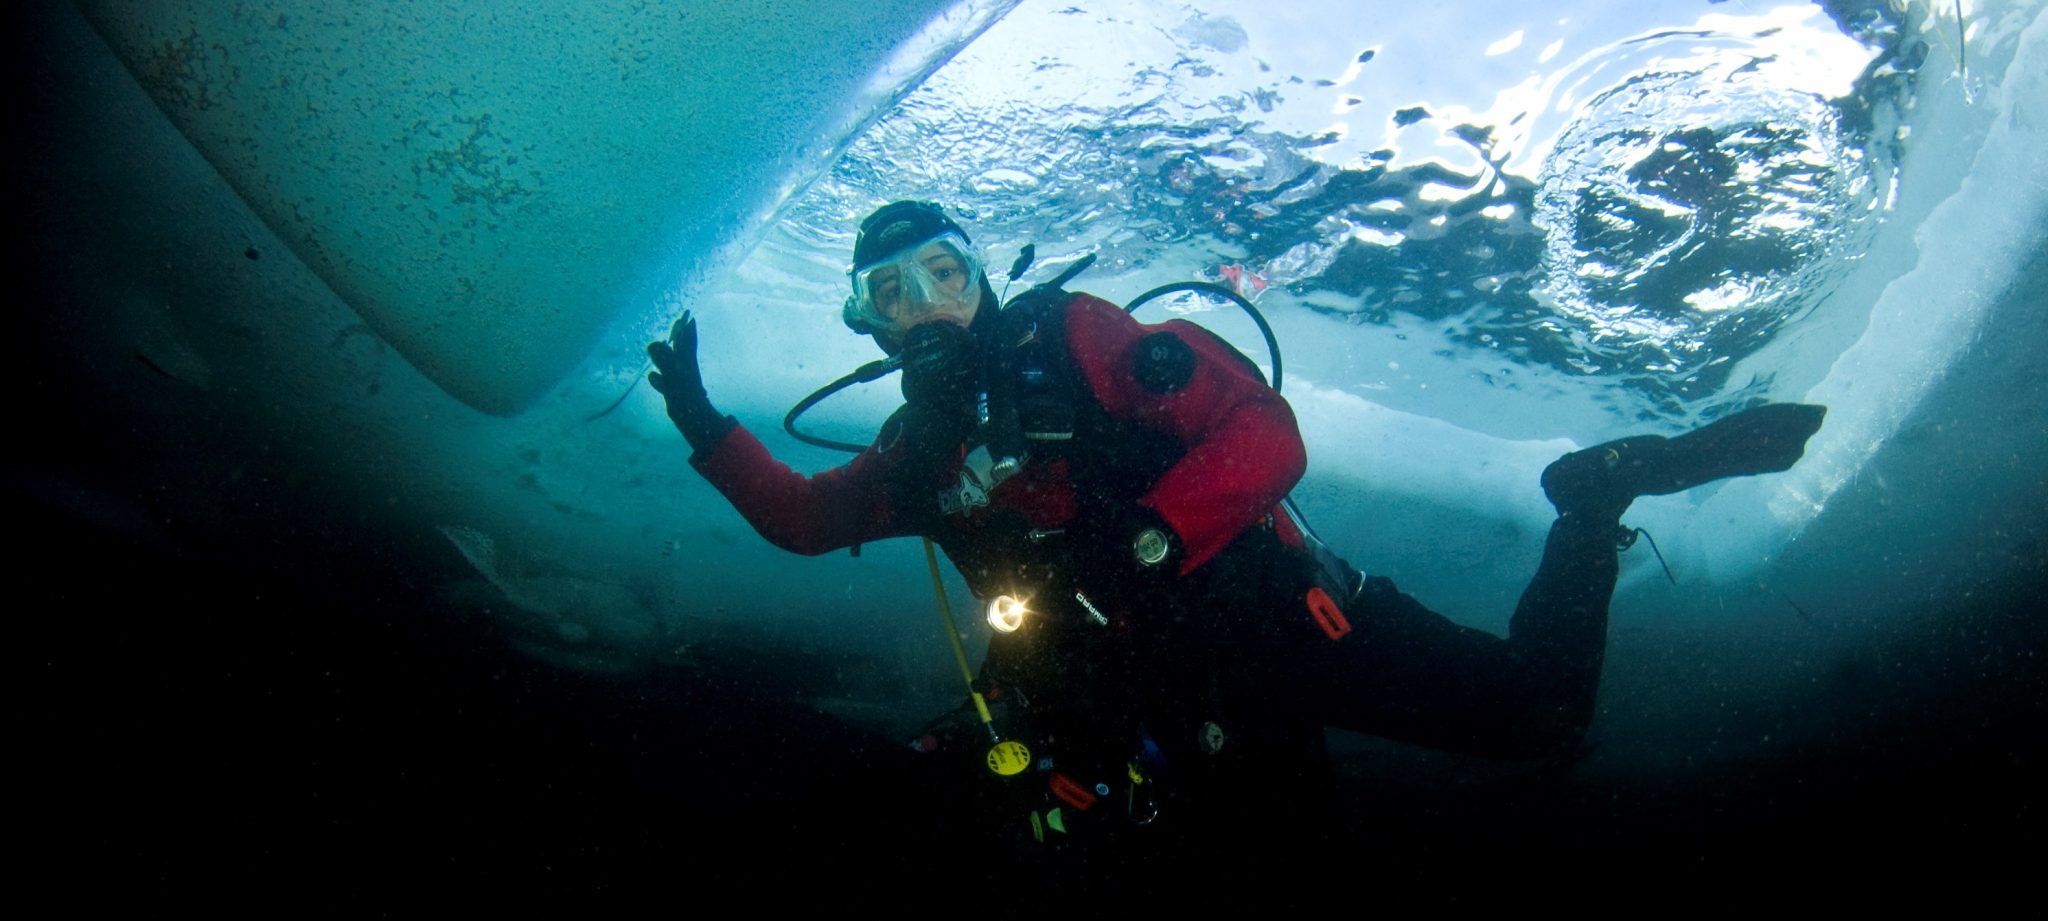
left=898, top=320, right=982, bottom=410
left=647, top=311, right=736, bottom=452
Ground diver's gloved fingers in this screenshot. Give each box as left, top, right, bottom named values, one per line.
left=644, top=343, right=680, bottom=393
left=667, top=310, right=698, bottom=353
left=646, top=311, right=707, bottom=398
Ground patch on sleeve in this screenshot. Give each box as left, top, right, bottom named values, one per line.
left=1132, top=332, right=1195, bottom=394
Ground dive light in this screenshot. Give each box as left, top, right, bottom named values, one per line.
left=986, top=593, right=1030, bottom=633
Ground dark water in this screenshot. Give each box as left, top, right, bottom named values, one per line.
left=20, top=439, right=2042, bottom=907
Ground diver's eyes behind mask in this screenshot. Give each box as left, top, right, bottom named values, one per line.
left=847, top=232, right=983, bottom=332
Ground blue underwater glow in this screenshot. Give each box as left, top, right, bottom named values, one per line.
left=16, top=0, right=2045, bottom=907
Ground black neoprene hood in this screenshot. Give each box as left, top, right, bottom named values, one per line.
left=852, top=200, right=971, bottom=270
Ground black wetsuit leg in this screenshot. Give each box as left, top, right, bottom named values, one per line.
left=1312, top=515, right=1620, bottom=757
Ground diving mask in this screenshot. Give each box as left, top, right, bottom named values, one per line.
left=845, top=231, right=984, bottom=335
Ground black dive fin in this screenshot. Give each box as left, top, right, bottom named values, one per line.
left=1643, top=402, right=1827, bottom=493
left=1543, top=402, right=1827, bottom=519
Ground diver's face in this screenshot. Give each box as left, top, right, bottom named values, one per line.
left=870, top=239, right=982, bottom=337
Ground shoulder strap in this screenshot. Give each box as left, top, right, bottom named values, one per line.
left=1011, top=293, right=1179, bottom=503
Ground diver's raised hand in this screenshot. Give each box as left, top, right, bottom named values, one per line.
left=647, top=311, right=734, bottom=451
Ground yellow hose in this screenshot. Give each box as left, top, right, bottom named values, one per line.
left=924, top=538, right=995, bottom=731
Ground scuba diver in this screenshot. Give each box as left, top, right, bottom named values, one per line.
left=646, top=200, right=1826, bottom=879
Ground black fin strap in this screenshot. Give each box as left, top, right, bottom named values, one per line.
left=1616, top=527, right=1677, bottom=585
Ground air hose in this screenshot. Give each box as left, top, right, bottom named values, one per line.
left=784, top=261, right=1280, bottom=449
left=781, top=256, right=1293, bottom=767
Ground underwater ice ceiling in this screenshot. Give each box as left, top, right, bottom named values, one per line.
left=38, top=0, right=2048, bottom=671
left=75, top=0, right=1015, bottom=415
